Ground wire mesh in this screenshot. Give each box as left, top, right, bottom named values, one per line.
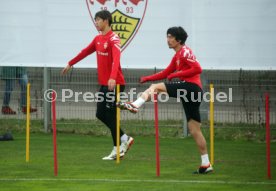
left=0, top=67, right=275, bottom=134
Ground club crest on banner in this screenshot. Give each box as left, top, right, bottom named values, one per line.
left=86, top=0, right=148, bottom=51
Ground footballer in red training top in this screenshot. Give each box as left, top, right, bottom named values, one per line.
left=68, top=29, right=125, bottom=86
left=117, top=26, right=213, bottom=174
left=62, top=10, right=133, bottom=161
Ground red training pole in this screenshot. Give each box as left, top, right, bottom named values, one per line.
left=154, top=93, right=160, bottom=177
left=265, top=93, right=271, bottom=179
left=52, top=91, right=58, bottom=176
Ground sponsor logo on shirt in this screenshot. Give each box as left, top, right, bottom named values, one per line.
left=97, top=51, right=109, bottom=56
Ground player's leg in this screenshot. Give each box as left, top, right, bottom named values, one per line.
left=117, top=82, right=167, bottom=113
left=104, top=105, right=133, bottom=155
left=19, top=73, right=28, bottom=108
left=19, top=74, right=37, bottom=113
left=108, top=85, right=134, bottom=153
left=188, top=119, right=207, bottom=155
left=102, top=102, right=125, bottom=160
left=96, top=86, right=123, bottom=160
left=188, top=118, right=213, bottom=174
left=187, top=116, right=211, bottom=169
left=100, top=85, right=133, bottom=160
left=96, top=86, right=109, bottom=125
left=2, top=79, right=16, bottom=115
left=182, top=101, right=209, bottom=157
left=178, top=82, right=213, bottom=174
left=96, top=87, right=126, bottom=146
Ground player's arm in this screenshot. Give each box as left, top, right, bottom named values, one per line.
left=62, top=38, right=97, bottom=75
left=167, top=58, right=202, bottom=80
left=140, top=57, right=176, bottom=83
left=68, top=37, right=97, bottom=66
left=109, top=36, right=121, bottom=90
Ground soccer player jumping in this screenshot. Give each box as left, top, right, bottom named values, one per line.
left=118, top=26, right=213, bottom=174
left=62, top=10, right=134, bottom=160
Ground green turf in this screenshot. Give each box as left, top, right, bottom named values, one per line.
left=1, top=118, right=275, bottom=140
left=0, top=132, right=275, bottom=191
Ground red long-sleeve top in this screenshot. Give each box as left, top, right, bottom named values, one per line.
left=146, top=45, right=202, bottom=89
left=68, top=30, right=125, bottom=85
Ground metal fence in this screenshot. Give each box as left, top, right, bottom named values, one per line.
left=202, top=70, right=276, bottom=124
left=0, top=67, right=275, bottom=130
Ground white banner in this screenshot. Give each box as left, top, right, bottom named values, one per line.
left=0, top=0, right=276, bottom=69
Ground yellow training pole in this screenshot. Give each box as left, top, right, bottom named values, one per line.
left=26, top=83, right=31, bottom=162
left=210, top=84, right=214, bottom=165
left=116, top=84, right=120, bottom=164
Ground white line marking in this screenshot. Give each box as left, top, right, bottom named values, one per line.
left=0, top=178, right=275, bottom=185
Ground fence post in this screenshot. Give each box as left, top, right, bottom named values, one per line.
left=43, top=67, right=50, bottom=132
left=183, top=113, right=188, bottom=137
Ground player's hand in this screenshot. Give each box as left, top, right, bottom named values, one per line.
left=167, top=74, right=175, bottom=81
left=61, top=64, right=71, bottom=75
left=108, top=79, right=116, bottom=91
left=140, top=76, right=149, bottom=83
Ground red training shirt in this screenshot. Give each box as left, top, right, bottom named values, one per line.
left=145, top=45, right=202, bottom=89
left=68, top=30, right=125, bottom=86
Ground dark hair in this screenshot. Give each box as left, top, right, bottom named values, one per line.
left=95, top=10, right=112, bottom=26
left=167, top=26, right=188, bottom=45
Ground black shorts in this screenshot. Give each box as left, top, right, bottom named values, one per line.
left=97, top=85, right=125, bottom=111
left=165, top=81, right=203, bottom=122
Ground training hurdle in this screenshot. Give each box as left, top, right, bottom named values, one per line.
left=26, top=83, right=31, bottom=162
left=154, top=93, right=160, bottom=177
left=116, top=84, right=121, bottom=163
left=209, top=84, right=214, bottom=165
left=52, top=91, right=58, bottom=176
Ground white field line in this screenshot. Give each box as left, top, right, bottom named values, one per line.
left=0, top=178, right=275, bottom=185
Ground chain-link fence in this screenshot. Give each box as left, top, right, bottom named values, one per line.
left=202, top=70, right=276, bottom=124
left=0, top=67, right=275, bottom=132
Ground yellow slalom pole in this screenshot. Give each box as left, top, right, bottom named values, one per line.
left=116, top=84, right=120, bottom=164
left=26, top=83, right=31, bottom=162
left=210, top=84, right=214, bottom=165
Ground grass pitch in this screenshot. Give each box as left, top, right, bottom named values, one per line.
left=0, top=131, right=275, bottom=191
